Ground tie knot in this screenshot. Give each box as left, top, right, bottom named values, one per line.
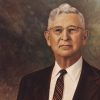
left=59, top=69, right=67, bottom=76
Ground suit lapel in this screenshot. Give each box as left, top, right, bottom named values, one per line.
left=41, top=67, right=53, bottom=100
left=73, top=60, right=100, bottom=100
left=73, top=60, right=88, bottom=100
left=34, top=66, right=53, bottom=100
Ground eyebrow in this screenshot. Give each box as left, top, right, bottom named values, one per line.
left=50, top=25, right=82, bottom=29
left=48, top=25, right=83, bottom=31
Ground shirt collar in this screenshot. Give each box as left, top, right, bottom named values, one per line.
left=66, top=57, right=82, bottom=82
left=52, top=57, right=83, bottom=81
left=52, top=61, right=62, bottom=78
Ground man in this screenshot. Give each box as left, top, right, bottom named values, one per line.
left=17, top=3, right=100, bottom=100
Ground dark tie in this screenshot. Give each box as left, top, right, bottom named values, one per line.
left=52, top=69, right=67, bottom=100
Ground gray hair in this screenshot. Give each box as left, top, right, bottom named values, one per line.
left=48, top=3, right=85, bottom=29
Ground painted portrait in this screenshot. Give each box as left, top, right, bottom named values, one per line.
left=0, top=0, right=100, bottom=100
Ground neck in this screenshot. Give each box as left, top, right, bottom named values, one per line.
left=55, top=54, right=81, bottom=69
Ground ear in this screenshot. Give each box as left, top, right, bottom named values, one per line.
left=82, top=30, right=89, bottom=45
left=44, top=31, right=51, bottom=46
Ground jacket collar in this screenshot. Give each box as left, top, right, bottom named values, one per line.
left=34, top=60, right=100, bottom=100
left=73, top=60, right=100, bottom=100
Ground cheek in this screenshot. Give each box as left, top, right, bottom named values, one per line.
left=49, top=35, right=59, bottom=46
left=46, top=34, right=57, bottom=47
left=72, top=35, right=84, bottom=46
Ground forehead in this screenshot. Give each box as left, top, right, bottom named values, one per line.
left=50, top=13, right=83, bottom=28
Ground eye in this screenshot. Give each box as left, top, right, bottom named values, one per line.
left=67, top=27, right=77, bottom=33
left=52, top=26, right=63, bottom=35
left=55, top=28, right=62, bottom=33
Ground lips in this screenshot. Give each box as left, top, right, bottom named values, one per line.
left=59, top=44, right=72, bottom=49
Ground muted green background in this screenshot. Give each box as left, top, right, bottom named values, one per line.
left=0, top=0, right=100, bottom=100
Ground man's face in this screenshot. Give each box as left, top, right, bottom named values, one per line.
left=44, top=13, right=88, bottom=58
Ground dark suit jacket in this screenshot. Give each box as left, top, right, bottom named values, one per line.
left=17, top=61, right=100, bottom=100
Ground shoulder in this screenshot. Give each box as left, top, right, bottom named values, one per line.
left=20, top=65, right=53, bottom=84
left=88, top=66, right=100, bottom=79
left=83, top=60, right=100, bottom=85
left=83, top=60, right=100, bottom=76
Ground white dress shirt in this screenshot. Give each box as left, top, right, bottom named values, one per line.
left=49, top=57, right=83, bottom=100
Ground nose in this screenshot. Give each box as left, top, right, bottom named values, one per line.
left=60, top=29, right=70, bottom=41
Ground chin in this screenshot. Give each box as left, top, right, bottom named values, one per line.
left=57, top=50, right=81, bottom=58
left=57, top=51, right=74, bottom=57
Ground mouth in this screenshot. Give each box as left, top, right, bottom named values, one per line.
left=59, top=44, right=71, bottom=47
left=59, top=45, right=72, bottom=49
